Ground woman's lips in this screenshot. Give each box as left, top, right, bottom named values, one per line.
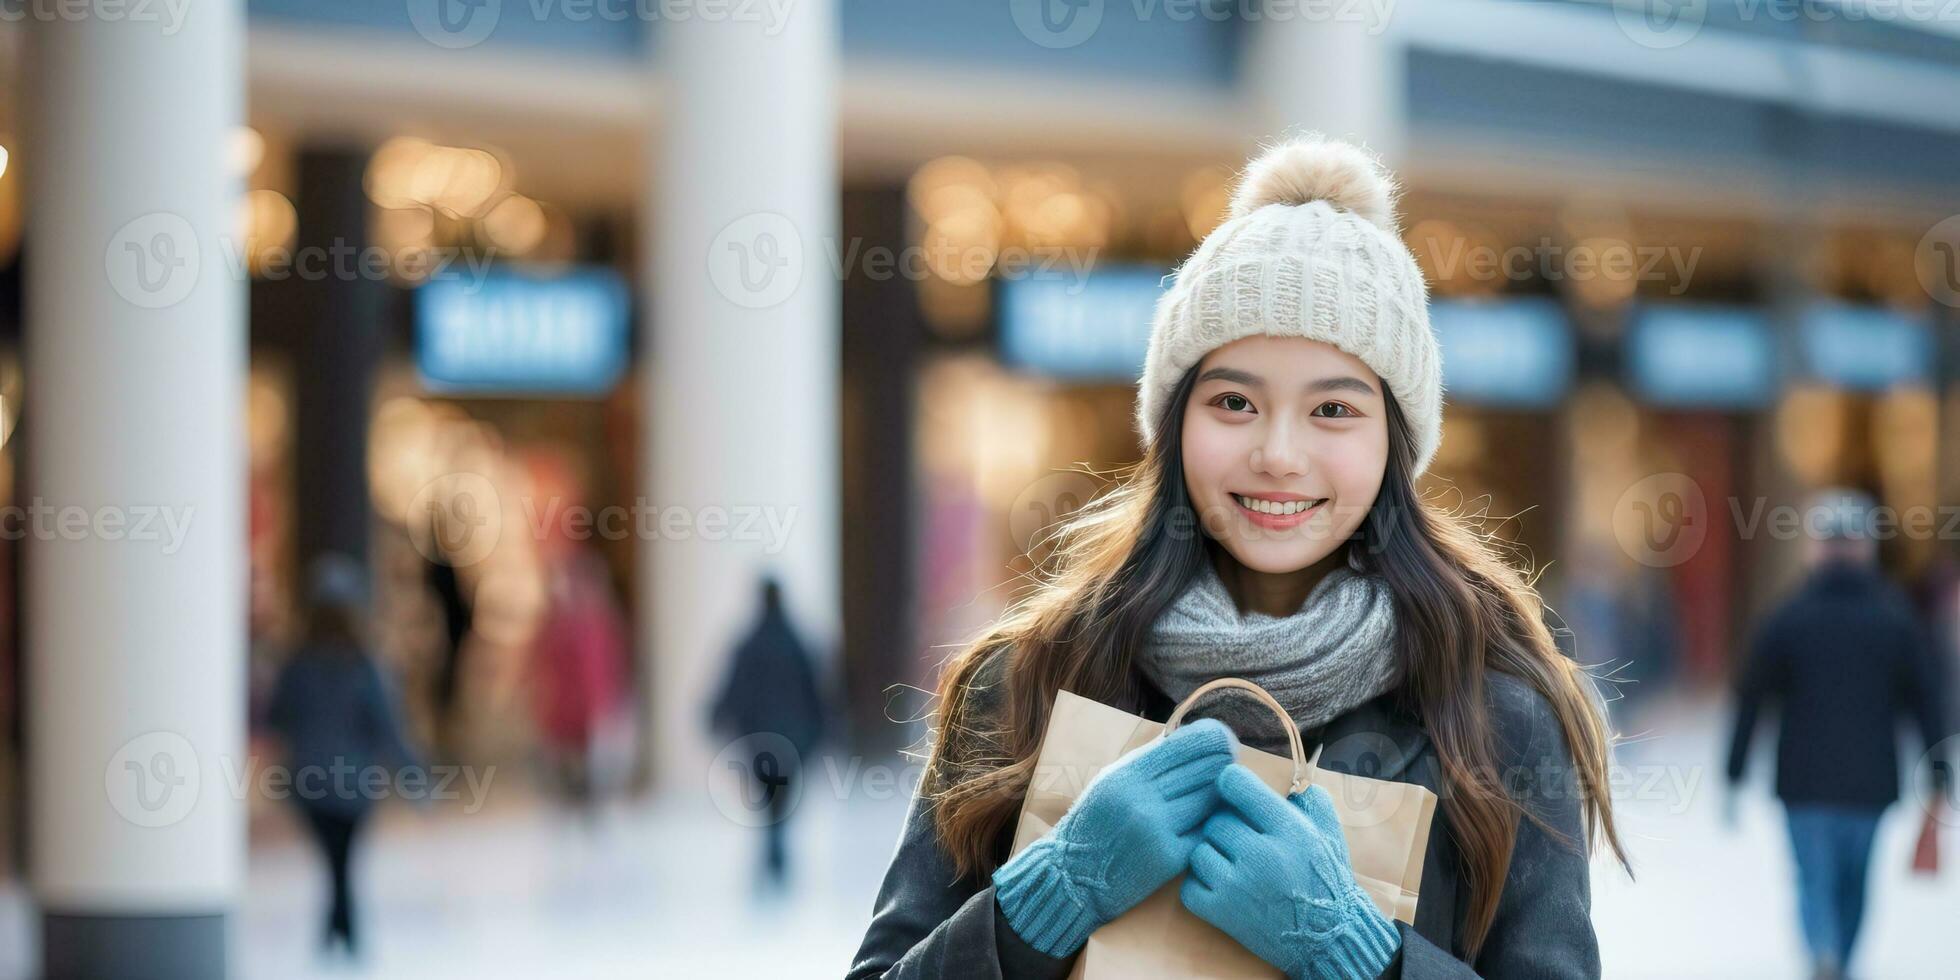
left=1231, top=493, right=1326, bottom=529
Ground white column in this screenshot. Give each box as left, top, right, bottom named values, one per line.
left=644, top=1, right=841, bottom=788
left=24, top=0, right=245, bottom=973
left=1243, top=12, right=1407, bottom=164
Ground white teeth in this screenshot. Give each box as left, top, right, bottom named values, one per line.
left=1234, top=494, right=1319, bottom=516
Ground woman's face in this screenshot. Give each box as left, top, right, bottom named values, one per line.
left=1180, top=336, right=1390, bottom=575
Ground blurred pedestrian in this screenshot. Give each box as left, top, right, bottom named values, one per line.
left=529, top=542, right=632, bottom=814
left=1724, top=489, right=1951, bottom=980
left=267, top=554, right=424, bottom=963
left=1912, top=550, right=1960, bottom=777
left=425, top=541, right=474, bottom=760
left=708, top=574, right=830, bottom=889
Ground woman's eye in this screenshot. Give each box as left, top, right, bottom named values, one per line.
left=1313, top=402, right=1357, bottom=419
left=1216, top=394, right=1253, bottom=413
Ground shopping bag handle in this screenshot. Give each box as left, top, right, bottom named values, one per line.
left=1163, top=676, right=1320, bottom=795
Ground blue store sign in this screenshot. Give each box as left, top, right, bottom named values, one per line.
left=1799, top=302, right=1932, bottom=391
left=997, top=265, right=1167, bottom=381
left=416, top=266, right=631, bottom=395
left=1627, top=304, right=1778, bottom=409
left=1429, top=297, right=1574, bottom=407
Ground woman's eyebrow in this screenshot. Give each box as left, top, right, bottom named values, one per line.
left=1309, top=376, right=1378, bottom=396
left=1195, top=366, right=1262, bottom=387
left=1196, top=367, right=1377, bottom=397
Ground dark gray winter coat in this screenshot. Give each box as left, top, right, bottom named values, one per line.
left=848, top=648, right=1602, bottom=978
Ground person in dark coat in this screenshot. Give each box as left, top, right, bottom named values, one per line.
left=426, top=544, right=474, bottom=758
left=267, top=554, right=424, bottom=960
left=708, top=574, right=830, bottom=886
left=1724, top=490, right=1951, bottom=980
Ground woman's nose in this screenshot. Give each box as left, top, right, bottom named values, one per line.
left=1251, top=418, right=1309, bottom=478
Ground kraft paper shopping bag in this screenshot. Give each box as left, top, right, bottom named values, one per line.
left=1010, top=677, right=1438, bottom=978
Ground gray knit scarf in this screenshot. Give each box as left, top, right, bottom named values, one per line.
left=1136, top=553, right=1404, bottom=755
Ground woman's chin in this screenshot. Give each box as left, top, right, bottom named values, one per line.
left=1216, top=538, right=1339, bottom=576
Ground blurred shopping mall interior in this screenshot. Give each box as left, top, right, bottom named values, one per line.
left=1, top=0, right=1958, bottom=976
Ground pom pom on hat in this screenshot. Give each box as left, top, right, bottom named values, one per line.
left=1228, top=136, right=1399, bottom=232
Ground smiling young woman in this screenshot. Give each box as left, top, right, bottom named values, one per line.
left=850, top=136, right=1630, bottom=980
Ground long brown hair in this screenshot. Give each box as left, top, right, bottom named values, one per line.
left=916, top=362, right=1630, bottom=959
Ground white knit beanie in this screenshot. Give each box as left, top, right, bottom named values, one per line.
left=1136, top=136, right=1444, bottom=476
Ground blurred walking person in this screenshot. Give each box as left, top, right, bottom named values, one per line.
left=425, top=538, right=475, bottom=759
left=708, top=574, right=830, bottom=890
left=268, top=554, right=424, bottom=963
left=529, top=541, right=633, bottom=814
left=1725, top=490, right=1951, bottom=980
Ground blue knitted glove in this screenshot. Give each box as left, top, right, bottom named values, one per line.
left=1181, top=764, right=1400, bottom=980
left=992, top=718, right=1238, bottom=957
